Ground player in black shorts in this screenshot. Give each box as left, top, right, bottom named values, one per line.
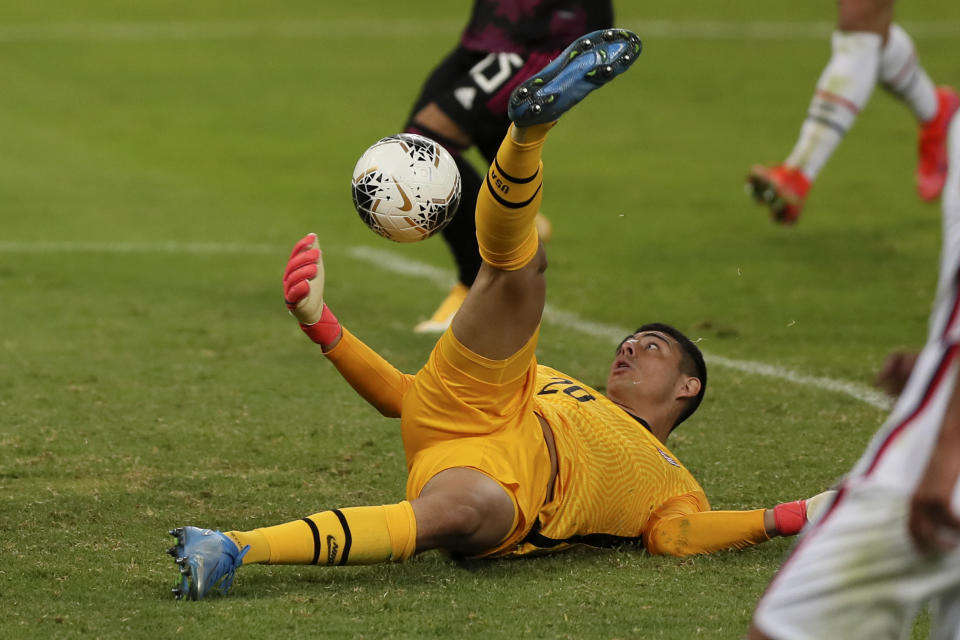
left=404, top=0, right=614, bottom=332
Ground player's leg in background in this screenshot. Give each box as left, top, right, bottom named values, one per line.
left=879, top=21, right=960, bottom=201
left=878, top=23, right=938, bottom=127
left=747, top=0, right=891, bottom=224
left=788, top=0, right=892, bottom=179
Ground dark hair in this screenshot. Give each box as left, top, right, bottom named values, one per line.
left=627, top=323, right=707, bottom=428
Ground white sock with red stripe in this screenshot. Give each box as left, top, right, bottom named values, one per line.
left=785, top=31, right=882, bottom=181
left=879, top=23, right=938, bottom=123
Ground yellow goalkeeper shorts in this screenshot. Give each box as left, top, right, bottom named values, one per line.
left=401, top=327, right=552, bottom=556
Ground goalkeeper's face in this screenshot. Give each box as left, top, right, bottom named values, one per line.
left=606, top=331, right=692, bottom=415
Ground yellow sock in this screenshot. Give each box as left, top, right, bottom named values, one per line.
left=225, top=501, right=417, bottom=566
left=226, top=529, right=270, bottom=564
left=476, top=123, right=554, bottom=270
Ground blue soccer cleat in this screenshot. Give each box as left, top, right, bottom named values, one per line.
left=508, top=28, right=642, bottom=126
left=167, top=526, right=249, bottom=601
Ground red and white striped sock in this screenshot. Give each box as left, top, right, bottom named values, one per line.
left=785, top=31, right=882, bottom=181
left=879, top=23, right=937, bottom=123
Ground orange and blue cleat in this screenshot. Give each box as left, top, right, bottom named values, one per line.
left=508, top=29, right=641, bottom=127
left=916, top=86, right=960, bottom=202
left=746, top=164, right=812, bottom=225
left=167, top=526, right=248, bottom=601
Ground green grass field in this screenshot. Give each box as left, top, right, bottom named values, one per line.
left=2, top=1, right=959, bottom=637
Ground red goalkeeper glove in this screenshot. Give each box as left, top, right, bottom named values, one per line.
left=282, top=233, right=342, bottom=349
left=773, top=490, right=837, bottom=536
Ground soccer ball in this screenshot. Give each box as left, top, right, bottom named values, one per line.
left=351, top=133, right=461, bottom=243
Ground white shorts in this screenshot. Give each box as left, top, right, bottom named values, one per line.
left=753, top=484, right=960, bottom=640
left=754, top=116, right=960, bottom=640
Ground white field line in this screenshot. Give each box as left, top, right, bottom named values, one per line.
left=0, top=238, right=893, bottom=410
left=0, top=19, right=957, bottom=43
left=349, top=245, right=894, bottom=411
left=0, top=240, right=279, bottom=254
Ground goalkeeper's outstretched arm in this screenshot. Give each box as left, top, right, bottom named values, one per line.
left=283, top=233, right=414, bottom=417
left=643, top=490, right=836, bottom=556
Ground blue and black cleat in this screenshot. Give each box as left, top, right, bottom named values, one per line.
left=508, top=28, right=642, bottom=126
left=167, top=526, right=249, bottom=601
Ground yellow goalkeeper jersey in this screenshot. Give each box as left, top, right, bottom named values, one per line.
left=507, top=365, right=707, bottom=555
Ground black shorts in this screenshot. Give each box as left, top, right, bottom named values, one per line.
left=406, top=46, right=559, bottom=161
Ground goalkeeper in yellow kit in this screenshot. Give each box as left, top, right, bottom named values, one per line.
left=167, top=29, right=828, bottom=601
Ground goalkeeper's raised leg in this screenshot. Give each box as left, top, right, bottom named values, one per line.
left=457, top=28, right=641, bottom=361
